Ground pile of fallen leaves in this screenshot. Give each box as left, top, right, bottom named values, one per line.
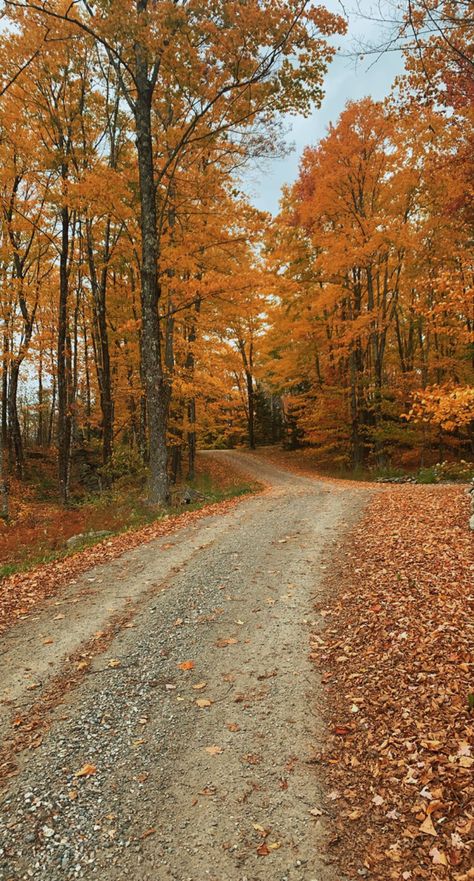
left=0, top=495, right=249, bottom=636
left=313, top=484, right=473, bottom=880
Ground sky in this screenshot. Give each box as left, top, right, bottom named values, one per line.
left=247, top=0, right=405, bottom=214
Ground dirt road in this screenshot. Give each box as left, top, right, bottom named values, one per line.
left=0, top=452, right=370, bottom=881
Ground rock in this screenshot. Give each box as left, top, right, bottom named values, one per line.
left=469, top=514, right=474, bottom=531
left=66, top=534, right=85, bottom=548
left=376, top=476, right=416, bottom=484
left=180, top=487, right=205, bottom=505
left=87, top=530, right=111, bottom=540
left=66, top=530, right=111, bottom=548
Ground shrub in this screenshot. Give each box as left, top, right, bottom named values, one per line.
left=433, top=460, right=474, bottom=482
left=99, top=447, right=146, bottom=485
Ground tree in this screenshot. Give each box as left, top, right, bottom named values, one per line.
left=2, top=0, right=344, bottom=502
left=264, top=94, right=473, bottom=468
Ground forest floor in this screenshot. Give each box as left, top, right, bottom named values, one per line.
left=0, top=452, right=256, bottom=583
left=0, top=450, right=472, bottom=881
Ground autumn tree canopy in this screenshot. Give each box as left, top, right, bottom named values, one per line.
left=0, top=0, right=471, bottom=507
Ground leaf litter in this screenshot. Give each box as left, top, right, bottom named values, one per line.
left=312, top=484, right=473, bottom=880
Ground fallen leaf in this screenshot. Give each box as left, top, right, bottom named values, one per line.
left=74, top=763, right=96, bottom=778
left=333, top=725, right=351, bottom=736
left=192, top=681, right=207, bottom=690
left=108, top=658, right=121, bottom=668
left=76, top=659, right=90, bottom=671
left=177, top=660, right=195, bottom=670
left=419, top=815, right=437, bottom=836
left=204, top=745, right=223, bottom=755
left=139, top=827, right=156, bottom=840
left=195, top=698, right=213, bottom=708
left=430, top=847, right=448, bottom=866
left=253, top=823, right=268, bottom=837
left=227, top=723, right=240, bottom=732
left=215, top=637, right=238, bottom=648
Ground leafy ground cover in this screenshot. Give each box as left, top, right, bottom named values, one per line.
left=0, top=453, right=259, bottom=634
left=313, top=484, right=473, bottom=880
left=250, top=445, right=377, bottom=484
left=254, top=445, right=473, bottom=485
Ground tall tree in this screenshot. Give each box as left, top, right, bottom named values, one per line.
left=3, top=0, right=344, bottom=502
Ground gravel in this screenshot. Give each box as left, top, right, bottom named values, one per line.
left=0, top=452, right=370, bottom=881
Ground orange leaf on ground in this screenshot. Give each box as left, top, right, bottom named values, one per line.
left=177, top=660, right=195, bottom=671
left=74, top=763, right=96, bottom=778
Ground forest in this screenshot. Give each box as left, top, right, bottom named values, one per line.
left=0, top=0, right=472, bottom=516
left=0, top=4, right=473, bottom=881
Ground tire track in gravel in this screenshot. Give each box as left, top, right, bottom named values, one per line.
left=0, top=452, right=372, bottom=881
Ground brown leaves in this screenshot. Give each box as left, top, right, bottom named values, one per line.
left=195, top=698, right=213, bottom=708
left=314, top=485, right=474, bottom=880
left=419, top=815, right=437, bottom=837
left=252, top=822, right=282, bottom=856
left=309, top=806, right=323, bottom=817
left=215, top=637, right=238, bottom=648
left=204, top=745, right=223, bottom=755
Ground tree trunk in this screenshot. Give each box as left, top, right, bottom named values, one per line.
left=37, top=349, right=44, bottom=446
left=185, top=297, right=201, bottom=481
left=57, top=201, right=72, bottom=505
left=82, top=312, right=92, bottom=443
left=349, top=349, right=362, bottom=468
left=187, top=397, right=197, bottom=481
left=0, top=420, right=8, bottom=520
left=170, top=443, right=182, bottom=485
left=47, top=370, right=56, bottom=447
left=134, top=83, right=170, bottom=504
left=85, top=221, right=114, bottom=466
left=246, top=369, right=255, bottom=449
left=2, top=334, right=8, bottom=450
left=8, top=360, right=24, bottom=478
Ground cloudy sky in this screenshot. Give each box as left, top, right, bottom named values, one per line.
left=248, top=1, right=405, bottom=214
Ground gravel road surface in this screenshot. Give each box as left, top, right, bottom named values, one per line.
left=0, top=451, right=370, bottom=881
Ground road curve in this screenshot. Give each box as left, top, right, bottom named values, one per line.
left=0, top=452, right=370, bottom=881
